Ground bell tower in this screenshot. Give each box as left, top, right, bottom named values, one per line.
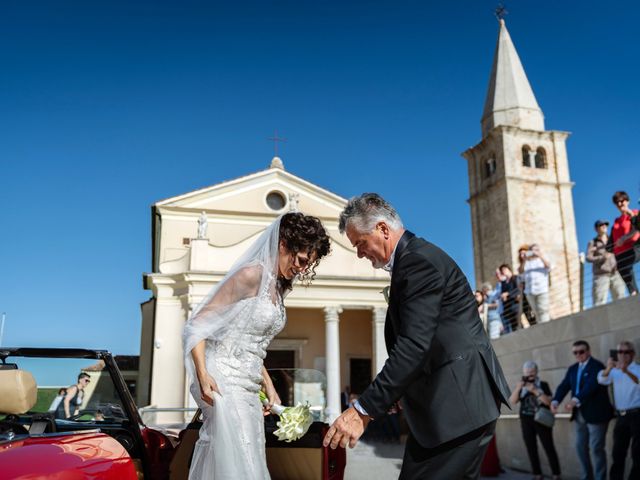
left=462, top=19, right=581, bottom=318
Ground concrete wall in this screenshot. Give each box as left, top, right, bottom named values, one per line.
left=492, top=295, right=639, bottom=479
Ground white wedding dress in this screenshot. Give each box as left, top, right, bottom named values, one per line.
left=183, top=218, right=288, bottom=479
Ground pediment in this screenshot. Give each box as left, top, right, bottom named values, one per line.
left=156, top=166, right=347, bottom=220
left=153, top=163, right=366, bottom=271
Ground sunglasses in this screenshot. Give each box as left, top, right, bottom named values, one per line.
left=617, top=350, right=634, bottom=355
left=572, top=349, right=587, bottom=355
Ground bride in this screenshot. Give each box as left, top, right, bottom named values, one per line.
left=183, top=212, right=331, bottom=479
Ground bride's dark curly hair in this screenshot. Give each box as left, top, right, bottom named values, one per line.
left=278, top=212, right=331, bottom=291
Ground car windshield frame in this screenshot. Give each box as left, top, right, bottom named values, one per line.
left=0, top=347, right=144, bottom=427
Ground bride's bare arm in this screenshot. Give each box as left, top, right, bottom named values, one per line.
left=192, top=340, right=220, bottom=405
left=187, top=265, right=264, bottom=406
left=261, top=366, right=281, bottom=415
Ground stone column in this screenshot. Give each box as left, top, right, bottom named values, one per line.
left=324, top=306, right=342, bottom=422
left=149, top=285, right=186, bottom=424
left=372, top=307, right=388, bottom=375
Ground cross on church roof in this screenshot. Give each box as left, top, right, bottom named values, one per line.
left=268, top=130, right=287, bottom=156
left=494, top=3, right=508, bottom=21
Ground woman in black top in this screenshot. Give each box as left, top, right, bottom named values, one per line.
left=55, top=372, right=90, bottom=419
left=497, top=264, right=521, bottom=333
left=509, top=361, right=561, bottom=480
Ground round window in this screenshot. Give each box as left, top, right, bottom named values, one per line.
left=266, top=191, right=286, bottom=211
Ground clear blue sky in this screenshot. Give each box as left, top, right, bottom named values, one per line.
left=1, top=1, right=638, bottom=355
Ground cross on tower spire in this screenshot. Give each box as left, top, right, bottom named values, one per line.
left=494, top=3, right=508, bottom=21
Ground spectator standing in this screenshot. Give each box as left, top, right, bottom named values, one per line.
left=47, top=388, right=67, bottom=413
left=509, top=361, right=561, bottom=480
left=608, top=191, right=639, bottom=295
left=475, top=289, right=486, bottom=324
left=481, top=282, right=503, bottom=340
left=518, top=244, right=551, bottom=323
left=586, top=220, right=626, bottom=306
left=552, top=341, right=613, bottom=480
left=498, top=264, right=521, bottom=333
left=597, top=341, right=640, bottom=480
left=55, top=372, right=91, bottom=419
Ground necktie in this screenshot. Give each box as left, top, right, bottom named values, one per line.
left=575, top=363, right=584, bottom=395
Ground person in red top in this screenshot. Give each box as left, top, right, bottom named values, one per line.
left=607, top=191, right=639, bottom=295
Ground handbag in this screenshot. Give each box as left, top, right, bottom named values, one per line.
left=534, top=405, right=555, bottom=428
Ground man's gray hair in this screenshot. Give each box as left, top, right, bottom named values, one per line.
left=522, top=360, right=538, bottom=372
left=338, top=193, right=403, bottom=234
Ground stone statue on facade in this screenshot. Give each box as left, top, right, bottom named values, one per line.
left=197, top=212, right=208, bottom=239
left=288, top=192, right=300, bottom=212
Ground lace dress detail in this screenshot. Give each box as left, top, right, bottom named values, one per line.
left=188, top=291, right=286, bottom=479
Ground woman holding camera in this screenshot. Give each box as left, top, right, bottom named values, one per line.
left=509, top=361, right=561, bottom=480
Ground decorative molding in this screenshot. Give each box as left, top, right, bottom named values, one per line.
left=323, top=306, right=343, bottom=322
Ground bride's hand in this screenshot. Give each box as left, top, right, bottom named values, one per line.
left=262, top=383, right=281, bottom=416
left=197, top=372, right=221, bottom=406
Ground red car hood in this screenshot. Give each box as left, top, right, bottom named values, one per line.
left=0, top=431, right=136, bottom=480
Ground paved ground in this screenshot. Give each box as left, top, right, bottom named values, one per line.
left=344, top=440, right=532, bottom=480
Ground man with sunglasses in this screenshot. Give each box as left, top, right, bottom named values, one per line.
left=552, top=340, right=613, bottom=480
left=597, top=341, right=640, bottom=480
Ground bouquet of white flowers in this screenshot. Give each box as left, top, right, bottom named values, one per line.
left=259, top=391, right=313, bottom=442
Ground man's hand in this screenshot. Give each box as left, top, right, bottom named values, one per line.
left=323, top=407, right=370, bottom=450
left=565, top=398, right=577, bottom=412
left=550, top=403, right=558, bottom=414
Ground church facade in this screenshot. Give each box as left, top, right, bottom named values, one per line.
left=463, top=19, right=581, bottom=319
left=137, top=19, right=584, bottom=424
left=138, top=158, right=389, bottom=422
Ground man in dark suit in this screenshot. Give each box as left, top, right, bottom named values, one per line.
left=551, top=340, right=613, bottom=480
left=323, top=193, right=511, bottom=479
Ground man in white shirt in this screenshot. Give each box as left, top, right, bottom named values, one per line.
left=597, top=341, right=640, bottom=480
left=518, top=244, right=551, bottom=323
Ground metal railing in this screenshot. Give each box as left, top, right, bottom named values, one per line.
left=481, top=255, right=639, bottom=337
left=578, top=253, right=639, bottom=310
left=138, top=406, right=198, bottom=426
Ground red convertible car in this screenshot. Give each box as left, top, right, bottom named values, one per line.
left=0, top=348, right=345, bottom=479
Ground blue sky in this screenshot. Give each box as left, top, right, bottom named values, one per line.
left=1, top=1, right=638, bottom=355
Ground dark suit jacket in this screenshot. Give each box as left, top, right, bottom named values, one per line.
left=358, top=231, right=511, bottom=448
left=552, top=357, right=613, bottom=424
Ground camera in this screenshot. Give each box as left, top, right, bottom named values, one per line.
left=525, top=250, right=535, bottom=258
left=522, top=376, right=534, bottom=383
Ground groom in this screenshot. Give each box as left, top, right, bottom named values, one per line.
left=323, top=193, right=511, bottom=479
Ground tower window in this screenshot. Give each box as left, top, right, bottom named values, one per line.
left=522, top=145, right=532, bottom=167
left=535, top=148, right=547, bottom=169
left=484, top=157, right=496, bottom=178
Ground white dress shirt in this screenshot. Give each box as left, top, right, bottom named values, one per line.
left=597, top=363, right=640, bottom=411
left=354, top=239, right=400, bottom=418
